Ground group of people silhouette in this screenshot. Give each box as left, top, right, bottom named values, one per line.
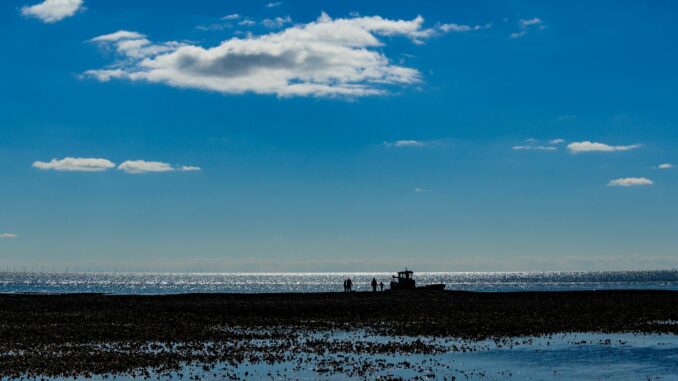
left=343, top=277, right=385, bottom=292
left=342, top=278, right=353, bottom=292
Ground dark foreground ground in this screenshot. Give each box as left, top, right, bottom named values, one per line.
left=1, top=290, right=677, bottom=378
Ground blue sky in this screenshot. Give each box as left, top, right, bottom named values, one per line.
left=1, top=0, right=676, bottom=272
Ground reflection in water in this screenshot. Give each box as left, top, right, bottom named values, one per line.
left=51, top=332, right=678, bottom=380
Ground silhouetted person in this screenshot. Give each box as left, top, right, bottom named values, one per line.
left=347, top=278, right=353, bottom=292
left=379, top=281, right=384, bottom=291
left=371, top=277, right=378, bottom=292
left=343, top=279, right=347, bottom=292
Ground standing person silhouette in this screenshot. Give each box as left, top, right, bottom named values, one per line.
left=343, top=279, right=348, bottom=292
left=371, top=277, right=378, bottom=292
left=379, top=281, right=384, bottom=291
left=347, top=278, right=353, bottom=292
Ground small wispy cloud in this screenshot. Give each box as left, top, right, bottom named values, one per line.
left=262, top=16, right=292, bottom=29
left=607, top=177, right=654, bottom=187
left=238, top=19, right=256, bottom=26
left=512, top=138, right=559, bottom=151
left=266, top=1, right=282, bottom=8
left=512, top=145, right=557, bottom=151
left=222, top=13, right=240, bottom=20
left=32, top=157, right=116, bottom=172
left=178, top=165, right=201, bottom=172
left=558, top=114, right=576, bottom=121
left=117, top=160, right=201, bottom=174
left=384, top=140, right=427, bottom=148
left=510, top=17, right=545, bottom=39
left=519, top=18, right=543, bottom=28
left=117, top=160, right=174, bottom=174
left=21, top=0, right=84, bottom=23
left=567, top=141, right=641, bottom=154
left=438, top=22, right=491, bottom=33
left=90, top=30, right=144, bottom=42
left=0, top=233, right=18, bottom=239
left=414, top=187, right=431, bottom=193
left=196, top=23, right=233, bottom=32
left=657, top=163, right=673, bottom=170
left=549, top=138, right=565, bottom=145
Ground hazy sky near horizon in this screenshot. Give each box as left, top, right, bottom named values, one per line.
left=1, top=0, right=677, bottom=272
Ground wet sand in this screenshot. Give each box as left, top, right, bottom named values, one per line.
left=1, top=290, right=677, bottom=378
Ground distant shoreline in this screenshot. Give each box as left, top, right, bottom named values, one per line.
left=1, top=290, right=677, bottom=378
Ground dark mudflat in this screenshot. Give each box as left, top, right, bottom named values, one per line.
left=1, top=290, right=677, bottom=377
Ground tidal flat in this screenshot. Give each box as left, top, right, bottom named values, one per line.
left=1, top=290, right=677, bottom=379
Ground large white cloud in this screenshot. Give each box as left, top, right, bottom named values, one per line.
left=21, top=0, right=83, bottom=23
left=32, top=157, right=116, bottom=172
left=567, top=141, right=641, bottom=154
left=86, top=13, right=484, bottom=97
left=607, top=177, right=654, bottom=187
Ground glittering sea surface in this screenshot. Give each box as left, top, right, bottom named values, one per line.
left=1, top=270, right=677, bottom=294
left=49, top=332, right=678, bottom=380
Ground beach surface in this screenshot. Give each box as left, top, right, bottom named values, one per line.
left=1, top=290, right=677, bottom=379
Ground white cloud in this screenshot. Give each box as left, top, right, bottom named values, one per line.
left=117, top=161, right=200, bottom=174
left=549, top=138, right=565, bottom=145
left=262, top=16, right=292, bottom=29
left=519, top=18, right=543, bottom=28
left=32, top=157, right=115, bottom=172
left=196, top=23, right=234, bottom=32
left=21, top=0, right=83, bottom=23
left=222, top=14, right=240, bottom=20
left=512, top=145, right=556, bottom=151
left=512, top=138, right=558, bottom=151
left=89, top=31, right=183, bottom=61
left=414, top=187, right=431, bottom=193
left=384, top=140, right=426, bottom=148
left=33, top=157, right=198, bottom=174
left=90, top=30, right=144, bottom=42
left=117, top=160, right=174, bottom=174
left=238, top=19, right=256, bottom=26
left=0, top=233, right=18, bottom=239
left=438, top=22, right=490, bottom=33
left=658, top=163, right=673, bottom=170
left=178, top=165, right=201, bottom=172
left=85, top=13, right=443, bottom=97
left=558, top=114, right=576, bottom=121
left=266, top=2, right=282, bottom=8
left=567, top=141, right=641, bottom=154
left=607, top=177, right=654, bottom=187
left=510, top=17, right=544, bottom=39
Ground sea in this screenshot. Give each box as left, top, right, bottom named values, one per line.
left=1, top=270, right=677, bottom=294
left=4, top=270, right=678, bottom=380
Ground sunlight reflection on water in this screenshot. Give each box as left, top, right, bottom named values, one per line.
left=49, top=332, right=678, bottom=380
left=1, top=270, right=678, bottom=294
